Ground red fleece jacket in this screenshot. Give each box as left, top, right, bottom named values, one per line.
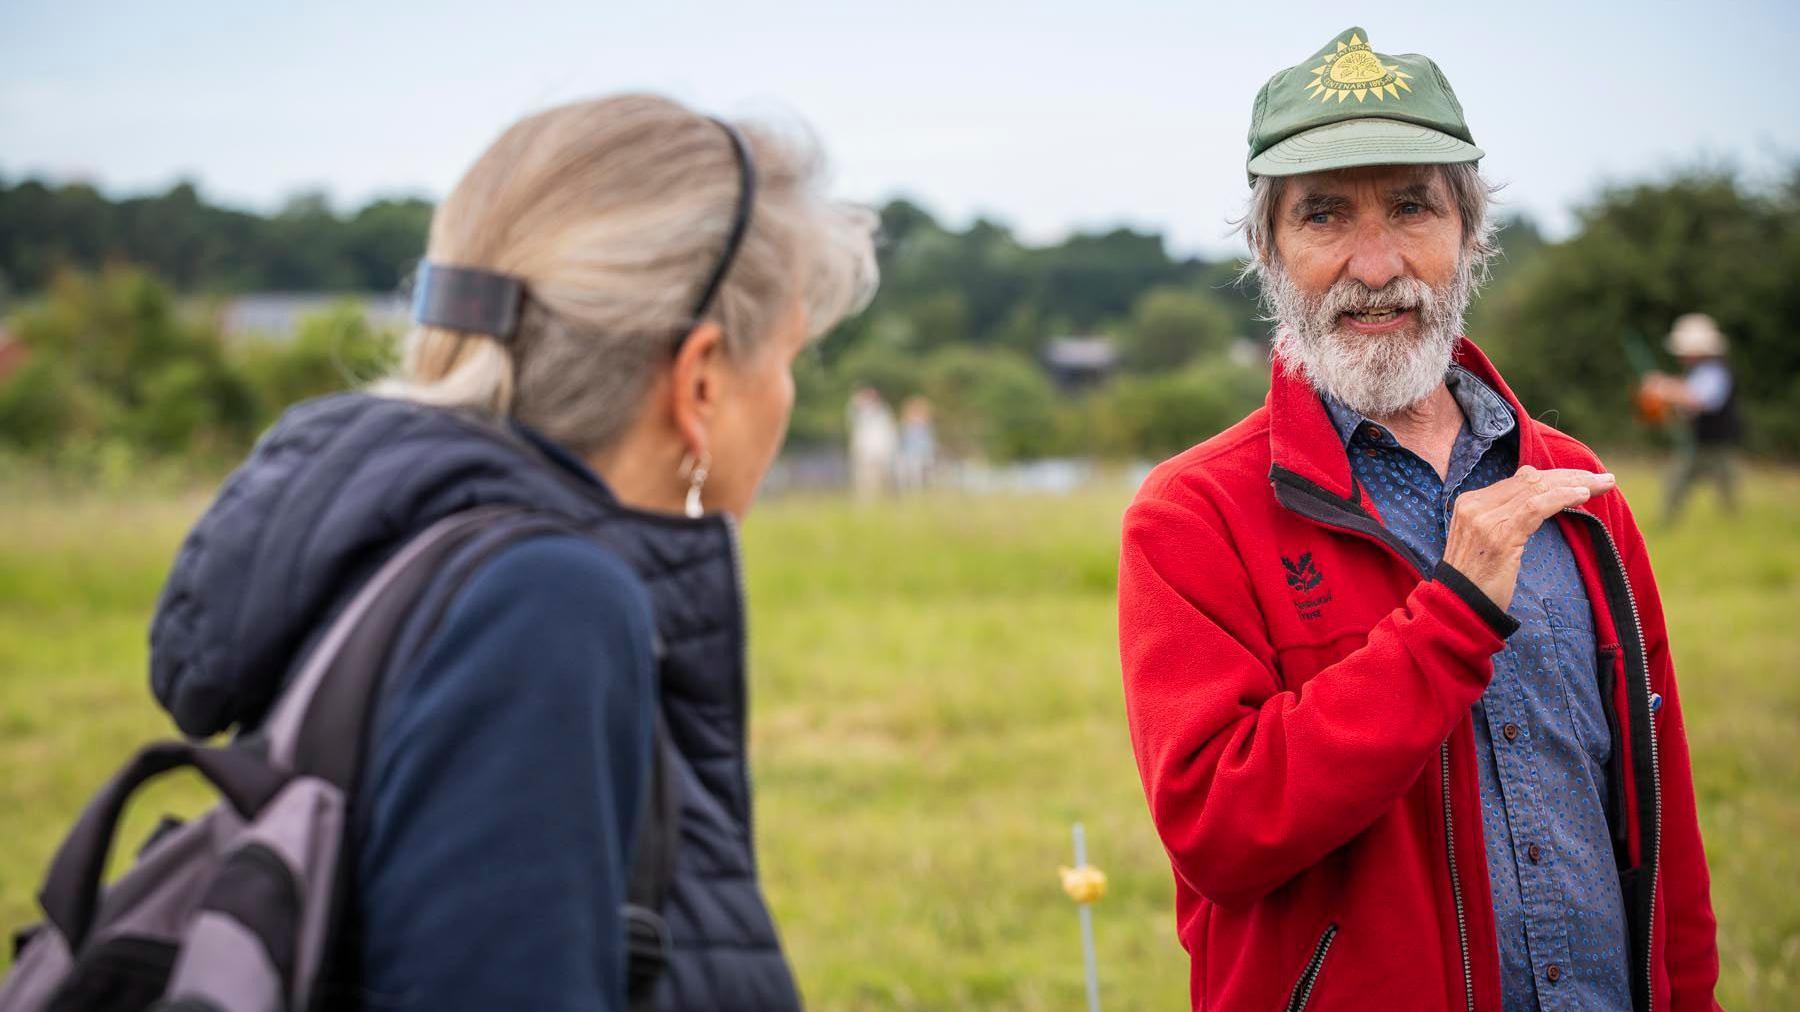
left=1118, top=339, right=1719, bottom=1010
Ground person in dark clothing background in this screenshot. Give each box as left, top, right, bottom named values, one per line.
left=146, top=93, right=877, bottom=1010
left=1648, top=313, right=1741, bottom=525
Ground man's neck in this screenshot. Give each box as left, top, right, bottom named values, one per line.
left=1368, top=382, right=1462, bottom=481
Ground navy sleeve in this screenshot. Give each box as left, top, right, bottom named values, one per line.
left=356, top=534, right=657, bottom=1012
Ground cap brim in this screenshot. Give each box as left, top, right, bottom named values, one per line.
left=1249, top=117, right=1483, bottom=178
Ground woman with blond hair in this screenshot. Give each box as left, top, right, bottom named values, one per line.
left=145, top=94, right=876, bottom=1009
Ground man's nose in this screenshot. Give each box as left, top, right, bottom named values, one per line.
left=1345, top=221, right=1405, bottom=291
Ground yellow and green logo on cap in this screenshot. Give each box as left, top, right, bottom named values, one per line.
left=1247, top=26, right=1483, bottom=181
left=1306, top=32, right=1411, bottom=103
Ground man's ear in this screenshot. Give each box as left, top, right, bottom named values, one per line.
left=670, top=321, right=727, bottom=458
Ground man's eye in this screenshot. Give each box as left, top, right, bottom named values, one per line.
left=1398, top=202, right=1423, bottom=216
left=1308, top=212, right=1332, bottom=225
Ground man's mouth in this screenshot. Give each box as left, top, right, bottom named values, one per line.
left=1338, top=307, right=1415, bottom=333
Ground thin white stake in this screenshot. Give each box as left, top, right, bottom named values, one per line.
left=1073, top=822, right=1101, bottom=1012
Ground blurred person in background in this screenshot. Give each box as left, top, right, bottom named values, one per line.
left=146, top=94, right=876, bottom=1010
left=896, top=395, right=937, bottom=493
left=847, top=385, right=898, bottom=500
left=1118, top=27, right=1719, bottom=1011
left=1646, top=313, right=1741, bottom=525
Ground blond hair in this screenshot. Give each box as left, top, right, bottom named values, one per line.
left=376, top=94, right=878, bottom=454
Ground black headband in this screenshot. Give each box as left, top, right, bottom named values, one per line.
left=688, top=119, right=758, bottom=323
left=411, top=116, right=759, bottom=342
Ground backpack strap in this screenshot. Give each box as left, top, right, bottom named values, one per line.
left=282, top=507, right=575, bottom=1010
left=37, top=741, right=290, bottom=955
left=265, top=506, right=682, bottom=1010
left=624, top=713, right=682, bottom=1009
left=266, top=505, right=559, bottom=789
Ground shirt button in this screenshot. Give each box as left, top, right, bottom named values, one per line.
left=1363, top=447, right=1381, bottom=458
left=1546, top=964, right=1562, bottom=984
left=1502, top=723, right=1520, bottom=742
left=1362, top=424, right=1383, bottom=441
left=1527, top=843, right=1542, bottom=864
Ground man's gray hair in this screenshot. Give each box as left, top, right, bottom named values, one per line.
left=1236, top=163, right=1501, bottom=282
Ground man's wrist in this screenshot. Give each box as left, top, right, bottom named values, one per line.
left=1432, top=559, right=1520, bottom=637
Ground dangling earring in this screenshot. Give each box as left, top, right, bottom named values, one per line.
left=680, top=452, right=711, bottom=519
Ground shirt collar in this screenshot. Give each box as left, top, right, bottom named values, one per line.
left=1319, top=363, right=1517, bottom=449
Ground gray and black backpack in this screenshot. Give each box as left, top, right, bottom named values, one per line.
left=0, top=507, right=679, bottom=1012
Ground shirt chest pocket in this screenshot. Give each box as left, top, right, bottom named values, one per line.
left=1541, top=594, right=1613, bottom=768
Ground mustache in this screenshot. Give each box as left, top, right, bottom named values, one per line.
left=1315, top=276, right=1435, bottom=320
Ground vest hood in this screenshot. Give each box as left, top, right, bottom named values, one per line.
left=149, top=393, right=620, bottom=738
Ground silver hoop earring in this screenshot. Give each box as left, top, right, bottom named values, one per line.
left=680, top=452, right=711, bottom=519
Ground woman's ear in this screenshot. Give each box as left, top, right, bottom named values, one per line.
left=670, top=321, right=727, bottom=458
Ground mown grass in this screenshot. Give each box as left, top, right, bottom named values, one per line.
left=1, top=462, right=1794, bottom=1008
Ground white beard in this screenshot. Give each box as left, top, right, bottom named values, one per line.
left=1265, top=261, right=1476, bottom=418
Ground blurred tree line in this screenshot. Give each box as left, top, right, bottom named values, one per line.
left=1, top=167, right=1795, bottom=471
left=0, top=179, right=1273, bottom=466
left=0, top=177, right=432, bottom=294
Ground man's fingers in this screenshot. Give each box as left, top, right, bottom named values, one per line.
left=1527, top=484, right=1595, bottom=519
left=1531, top=467, right=1615, bottom=489
left=1504, top=468, right=1615, bottom=503
left=1552, top=468, right=1617, bottom=493
left=1456, top=468, right=1618, bottom=533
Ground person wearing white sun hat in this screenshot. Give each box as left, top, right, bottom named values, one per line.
left=1651, top=312, right=1741, bottom=524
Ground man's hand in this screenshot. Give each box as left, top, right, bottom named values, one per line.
left=1442, top=466, right=1616, bottom=612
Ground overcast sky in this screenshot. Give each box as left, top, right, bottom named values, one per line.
left=4, top=1, right=1796, bottom=258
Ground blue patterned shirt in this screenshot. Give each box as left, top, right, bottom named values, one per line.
left=1321, top=366, right=1631, bottom=1011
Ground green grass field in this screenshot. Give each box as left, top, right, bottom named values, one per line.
left=1, top=462, right=1795, bottom=1008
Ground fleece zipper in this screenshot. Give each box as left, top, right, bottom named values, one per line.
left=1284, top=923, right=1340, bottom=1012
left=1560, top=507, right=1662, bottom=1012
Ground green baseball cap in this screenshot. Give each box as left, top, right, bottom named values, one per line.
left=1246, top=27, right=1483, bottom=181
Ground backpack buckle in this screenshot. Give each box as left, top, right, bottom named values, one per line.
left=623, top=902, right=672, bottom=999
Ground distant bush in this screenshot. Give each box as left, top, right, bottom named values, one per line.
left=2, top=268, right=260, bottom=461
left=1114, top=286, right=1238, bottom=372
left=0, top=356, right=89, bottom=451
left=233, top=302, right=398, bottom=420
left=0, top=268, right=399, bottom=470
left=1086, top=358, right=1268, bottom=460
left=920, top=348, right=1065, bottom=462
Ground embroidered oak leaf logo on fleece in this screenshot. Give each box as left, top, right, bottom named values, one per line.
left=1282, top=552, right=1323, bottom=592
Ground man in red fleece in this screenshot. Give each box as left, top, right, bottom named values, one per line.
left=1117, top=27, right=1720, bottom=1011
